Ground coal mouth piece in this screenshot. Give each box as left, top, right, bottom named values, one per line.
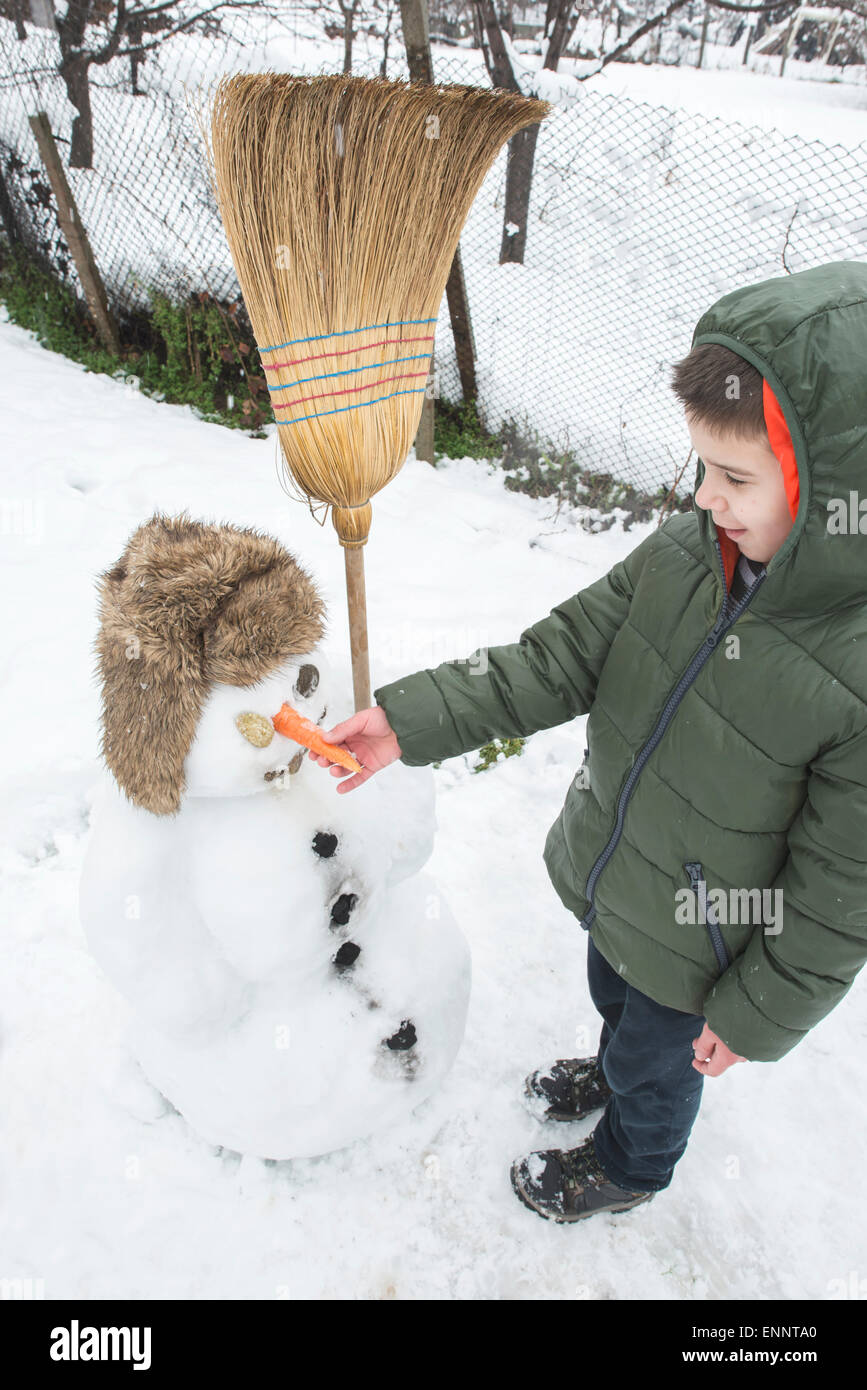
left=264, top=749, right=305, bottom=781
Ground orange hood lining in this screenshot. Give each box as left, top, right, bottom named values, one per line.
left=715, top=379, right=800, bottom=593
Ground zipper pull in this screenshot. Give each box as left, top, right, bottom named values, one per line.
left=574, top=748, right=590, bottom=790
left=684, top=861, right=702, bottom=889
left=684, top=859, right=710, bottom=924
left=684, top=861, right=729, bottom=970
left=684, top=860, right=722, bottom=927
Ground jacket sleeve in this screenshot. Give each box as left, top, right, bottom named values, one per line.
left=373, top=530, right=656, bottom=768
left=704, top=721, right=867, bottom=1062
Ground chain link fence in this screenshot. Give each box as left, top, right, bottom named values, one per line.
left=0, top=10, right=865, bottom=498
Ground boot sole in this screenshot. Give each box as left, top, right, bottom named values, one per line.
left=509, top=1161, right=655, bottom=1223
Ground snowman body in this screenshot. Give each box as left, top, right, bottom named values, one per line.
left=79, top=652, right=471, bottom=1158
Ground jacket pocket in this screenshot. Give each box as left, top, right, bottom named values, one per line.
left=573, top=746, right=591, bottom=791
left=683, top=861, right=731, bottom=972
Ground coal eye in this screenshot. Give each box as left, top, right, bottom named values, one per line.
left=293, top=664, right=320, bottom=699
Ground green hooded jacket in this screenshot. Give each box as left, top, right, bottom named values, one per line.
left=373, top=260, right=867, bottom=1063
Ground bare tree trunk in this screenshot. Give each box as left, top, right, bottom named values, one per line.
left=337, top=0, right=358, bottom=72
left=499, top=124, right=540, bottom=262
left=471, top=1, right=482, bottom=47
left=545, top=0, right=574, bottom=57
left=0, top=161, right=22, bottom=243
left=476, top=0, right=572, bottom=265
left=563, top=4, right=581, bottom=53
left=476, top=0, right=518, bottom=86
left=379, top=2, right=395, bottom=75
left=400, top=0, right=479, bottom=425
left=779, top=13, right=798, bottom=76
left=400, top=0, right=435, bottom=79
left=128, top=14, right=145, bottom=94
left=742, top=21, right=754, bottom=62
left=59, top=54, right=95, bottom=168
left=697, top=3, right=710, bottom=67
left=56, top=0, right=96, bottom=169
left=13, top=0, right=29, bottom=40
left=480, top=0, right=695, bottom=263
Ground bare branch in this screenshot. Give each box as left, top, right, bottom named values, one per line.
left=91, top=0, right=271, bottom=65
left=87, top=0, right=128, bottom=66
left=121, top=0, right=281, bottom=21
left=707, top=0, right=800, bottom=11
left=580, top=0, right=693, bottom=74
left=575, top=0, right=813, bottom=76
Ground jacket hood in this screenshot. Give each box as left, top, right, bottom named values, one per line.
left=690, top=260, right=867, bottom=619
left=92, top=511, right=328, bottom=816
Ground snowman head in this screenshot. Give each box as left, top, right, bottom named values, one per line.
left=182, top=652, right=335, bottom=799
left=94, top=511, right=329, bottom=816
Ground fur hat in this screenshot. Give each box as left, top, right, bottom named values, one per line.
left=92, top=510, right=328, bottom=816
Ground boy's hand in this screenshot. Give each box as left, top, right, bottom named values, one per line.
left=691, top=1023, right=747, bottom=1076
left=307, top=704, right=403, bottom=794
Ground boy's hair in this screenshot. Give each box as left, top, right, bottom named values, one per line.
left=671, top=344, right=768, bottom=441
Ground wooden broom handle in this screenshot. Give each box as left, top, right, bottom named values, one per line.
left=344, top=546, right=371, bottom=712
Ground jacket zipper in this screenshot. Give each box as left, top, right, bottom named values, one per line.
left=683, top=860, right=731, bottom=972
left=579, top=535, right=766, bottom=931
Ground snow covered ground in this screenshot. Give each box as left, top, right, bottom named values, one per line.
left=578, top=50, right=867, bottom=150
left=515, top=21, right=867, bottom=149
left=1, top=303, right=865, bottom=1301
left=3, top=20, right=866, bottom=508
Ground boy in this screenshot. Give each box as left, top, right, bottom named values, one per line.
left=309, top=260, right=867, bottom=1222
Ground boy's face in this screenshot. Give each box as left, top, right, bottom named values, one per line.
left=688, top=414, right=794, bottom=565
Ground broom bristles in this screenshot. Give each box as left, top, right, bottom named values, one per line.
left=191, top=73, right=552, bottom=547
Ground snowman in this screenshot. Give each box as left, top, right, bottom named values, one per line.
left=78, top=511, right=470, bottom=1159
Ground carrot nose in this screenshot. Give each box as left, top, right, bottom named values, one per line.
left=272, top=701, right=362, bottom=774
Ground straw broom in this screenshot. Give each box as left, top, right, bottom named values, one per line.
left=191, top=72, right=551, bottom=710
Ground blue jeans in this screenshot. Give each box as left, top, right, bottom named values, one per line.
left=587, top=935, right=706, bottom=1194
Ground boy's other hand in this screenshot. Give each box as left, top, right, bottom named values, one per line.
left=307, top=704, right=403, bottom=794
left=691, top=1023, right=747, bottom=1076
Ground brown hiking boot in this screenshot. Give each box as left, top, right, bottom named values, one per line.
left=510, top=1136, right=655, bottom=1222
left=522, top=1056, right=612, bottom=1123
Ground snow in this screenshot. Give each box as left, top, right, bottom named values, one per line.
left=1, top=299, right=865, bottom=1300
left=78, top=654, right=471, bottom=1158
left=2, top=21, right=866, bottom=1299
left=4, top=18, right=866, bottom=503
left=579, top=54, right=867, bottom=150
left=449, top=23, right=867, bottom=151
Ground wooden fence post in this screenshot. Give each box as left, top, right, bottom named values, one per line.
left=27, top=110, right=122, bottom=357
